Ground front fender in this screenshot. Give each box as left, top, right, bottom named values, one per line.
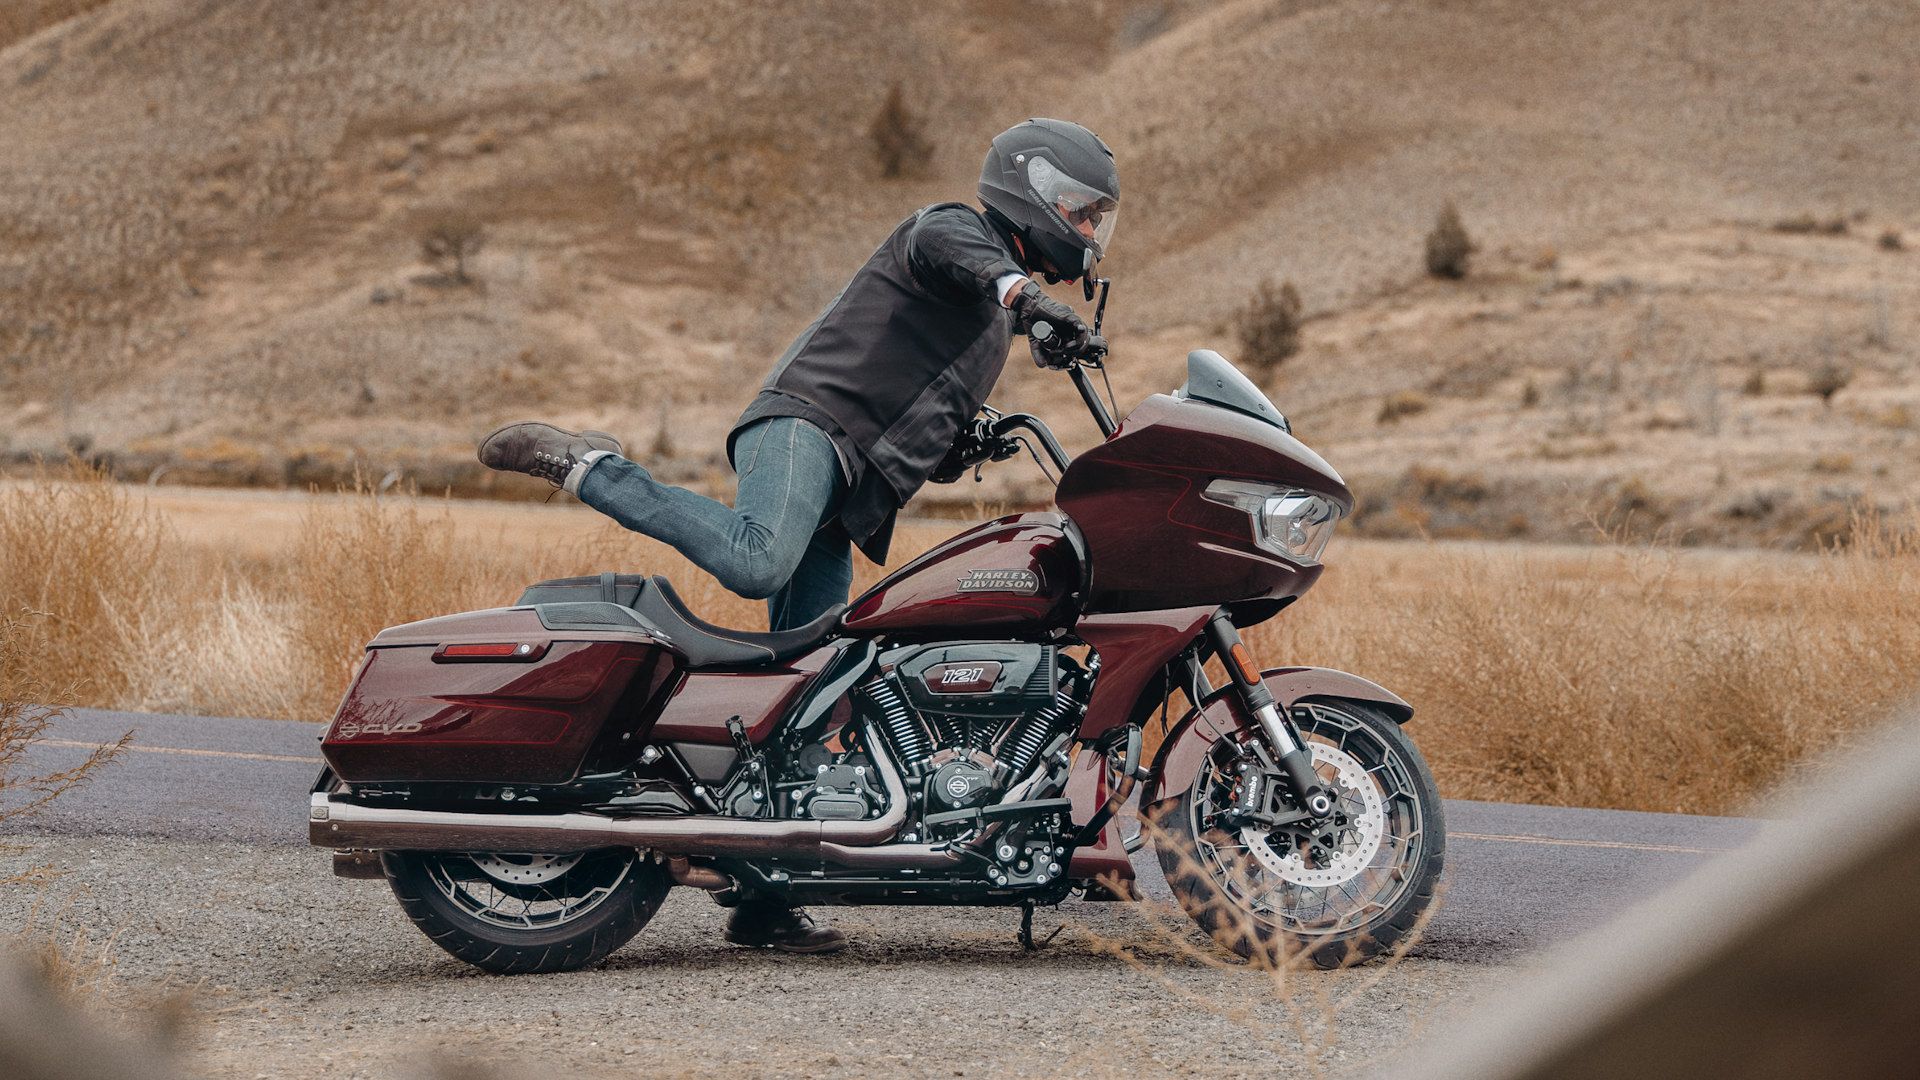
left=1140, top=667, right=1413, bottom=811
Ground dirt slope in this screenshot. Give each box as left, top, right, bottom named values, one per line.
left=1, top=0, right=1916, bottom=545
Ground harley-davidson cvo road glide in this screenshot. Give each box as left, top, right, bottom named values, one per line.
left=308, top=281, right=1444, bottom=973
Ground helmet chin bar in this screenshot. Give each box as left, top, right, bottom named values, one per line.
left=1028, top=228, right=1092, bottom=285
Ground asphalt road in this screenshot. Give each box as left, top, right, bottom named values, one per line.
left=12, top=707, right=1762, bottom=965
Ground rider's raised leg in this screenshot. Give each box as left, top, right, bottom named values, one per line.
left=573, top=417, right=845, bottom=602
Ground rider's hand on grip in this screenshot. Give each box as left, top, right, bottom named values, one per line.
left=1010, top=281, right=1092, bottom=369
left=930, top=418, right=999, bottom=483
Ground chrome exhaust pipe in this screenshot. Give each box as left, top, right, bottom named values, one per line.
left=310, top=723, right=912, bottom=866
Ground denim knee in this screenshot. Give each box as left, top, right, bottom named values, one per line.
left=721, top=558, right=790, bottom=601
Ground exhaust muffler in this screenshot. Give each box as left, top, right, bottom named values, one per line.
left=308, top=725, right=954, bottom=868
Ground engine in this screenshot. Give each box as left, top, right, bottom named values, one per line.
left=853, top=643, right=1087, bottom=830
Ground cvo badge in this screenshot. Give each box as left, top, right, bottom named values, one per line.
left=957, top=569, right=1040, bottom=595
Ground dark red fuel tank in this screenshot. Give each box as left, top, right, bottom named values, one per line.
left=841, top=513, right=1085, bottom=639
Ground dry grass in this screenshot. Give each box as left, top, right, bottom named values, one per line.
left=5, top=470, right=1918, bottom=814
left=1244, top=514, right=1920, bottom=814
left=1065, top=819, right=1441, bottom=1079
left=0, top=611, right=127, bottom=824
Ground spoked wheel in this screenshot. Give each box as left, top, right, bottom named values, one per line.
left=383, top=847, right=667, bottom=974
left=1156, top=699, right=1445, bottom=969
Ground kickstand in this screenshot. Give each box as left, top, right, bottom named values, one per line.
left=1018, top=901, right=1064, bottom=952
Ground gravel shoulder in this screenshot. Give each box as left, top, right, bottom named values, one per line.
left=2, top=833, right=1504, bottom=1079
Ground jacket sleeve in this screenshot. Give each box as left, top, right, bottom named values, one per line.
left=907, top=207, right=1024, bottom=303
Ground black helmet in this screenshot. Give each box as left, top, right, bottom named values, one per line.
left=979, top=118, right=1119, bottom=283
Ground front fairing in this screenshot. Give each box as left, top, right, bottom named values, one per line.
left=1055, top=392, right=1351, bottom=614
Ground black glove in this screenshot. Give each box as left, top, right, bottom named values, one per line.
left=930, top=418, right=1019, bottom=483
left=1008, top=281, right=1093, bottom=369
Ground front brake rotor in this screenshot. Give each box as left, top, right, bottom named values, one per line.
left=1242, top=742, right=1386, bottom=887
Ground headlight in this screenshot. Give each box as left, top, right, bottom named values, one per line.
left=1202, top=479, right=1342, bottom=564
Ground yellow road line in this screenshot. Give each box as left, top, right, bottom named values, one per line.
left=40, top=738, right=316, bottom=766
left=1451, top=831, right=1730, bottom=855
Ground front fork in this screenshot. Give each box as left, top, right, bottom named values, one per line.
left=1187, top=612, right=1335, bottom=820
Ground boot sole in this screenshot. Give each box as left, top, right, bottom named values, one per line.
left=725, top=934, right=849, bottom=955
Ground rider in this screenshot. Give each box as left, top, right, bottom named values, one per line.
left=477, top=117, right=1119, bottom=954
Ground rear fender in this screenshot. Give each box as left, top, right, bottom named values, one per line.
left=1139, top=667, right=1412, bottom=812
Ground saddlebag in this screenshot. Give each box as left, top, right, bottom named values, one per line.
left=320, top=605, right=678, bottom=786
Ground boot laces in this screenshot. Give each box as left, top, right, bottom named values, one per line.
left=529, top=449, right=573, bottom=486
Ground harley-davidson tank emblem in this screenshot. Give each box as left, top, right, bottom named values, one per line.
left=956, top=569, right=1040, bottom=595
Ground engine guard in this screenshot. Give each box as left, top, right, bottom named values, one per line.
left=1139, top=667, right=1413, bottom=813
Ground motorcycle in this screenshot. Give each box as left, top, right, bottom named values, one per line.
left=307, top=279, right=1445, bottom=973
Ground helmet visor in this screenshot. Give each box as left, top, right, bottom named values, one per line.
left=1027, top=155, right=1119, bottom=260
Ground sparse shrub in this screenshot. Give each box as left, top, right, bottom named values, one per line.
left=868, top=84, right=931, bottom=180
left=1233, top=278, right=1304, bottom=375
left=1881, top=229, right=1906, bottom=251
left=1643, top=405, right=1692, bottom=431
left=1614, top=476, right=1660, bottom=514
left=1742, top=369, right=1766, bottom=396
left=419, top=212, right=487, bottom=285
left=1377, top=389, right=1430, bottom=424
left=1520, top=379, right=1540, bottom=408
left=1406, top=464, right=1488, bottom=504
left=648, top=404, right=676, bottom=460
left=1808, top=363, right=1852, bottom=407
left=1773, top=214, right=1848, bottom=236
left=1871, top=403, right=1913, bottom=430
left=1424, top=201, right=1474, bottom=279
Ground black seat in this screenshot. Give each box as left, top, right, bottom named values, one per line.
left=631, top=576, right=843, bottom=668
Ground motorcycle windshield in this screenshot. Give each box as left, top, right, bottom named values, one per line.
left=1175, top=350, right=1290, bottom=432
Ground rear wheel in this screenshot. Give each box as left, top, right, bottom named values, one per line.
left=383, top=848, right=667, bottom=974
left=1155, top=700, right=1444, bottom=969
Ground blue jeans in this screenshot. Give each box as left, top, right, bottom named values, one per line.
left=576, top=417, right=853, bottom=631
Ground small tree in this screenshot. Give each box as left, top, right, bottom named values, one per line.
left=420, top=213, right=487, bottom=285
left=1234, top=278, right=1304, bottom=375
left=1425, top=201, right=1475, bottom=279
left=869, top=84, right=931, bottom=180
left=1808, top=363, right=1852, bottom=408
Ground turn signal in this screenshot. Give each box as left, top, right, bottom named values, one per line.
left=1229, top=643, right=1261, bottom=685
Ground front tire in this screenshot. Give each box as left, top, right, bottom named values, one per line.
left=1155, top=699, right=1445, bottom=969
left=383, top=848, right=667, bottom=974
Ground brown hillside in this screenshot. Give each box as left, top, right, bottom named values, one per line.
left=1, top=0, right=1916, bottom=546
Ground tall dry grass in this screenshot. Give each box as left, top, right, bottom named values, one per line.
left=3, top=468, right=1916, bottom=814
left=1246, top=515, right=1920, bottom=814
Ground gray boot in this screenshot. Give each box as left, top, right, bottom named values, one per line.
left=477, top=421, right=622, bottom=489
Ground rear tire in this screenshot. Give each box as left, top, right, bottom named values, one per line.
left=383, top=848, right=667, bottom=974
left=1155, top=700, right=1444, bottom=970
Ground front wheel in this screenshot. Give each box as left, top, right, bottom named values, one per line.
left=1155, top=699, right=1445, bottom=969
left=383, top=848, right=668, bottom=974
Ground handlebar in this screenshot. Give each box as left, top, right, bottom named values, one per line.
left=987, top=413, right=1072, bottom=475
left=953, top=276, right=1115, bottom=482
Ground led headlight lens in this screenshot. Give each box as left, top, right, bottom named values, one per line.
left=1203, top=480, right=1343, bottom=564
